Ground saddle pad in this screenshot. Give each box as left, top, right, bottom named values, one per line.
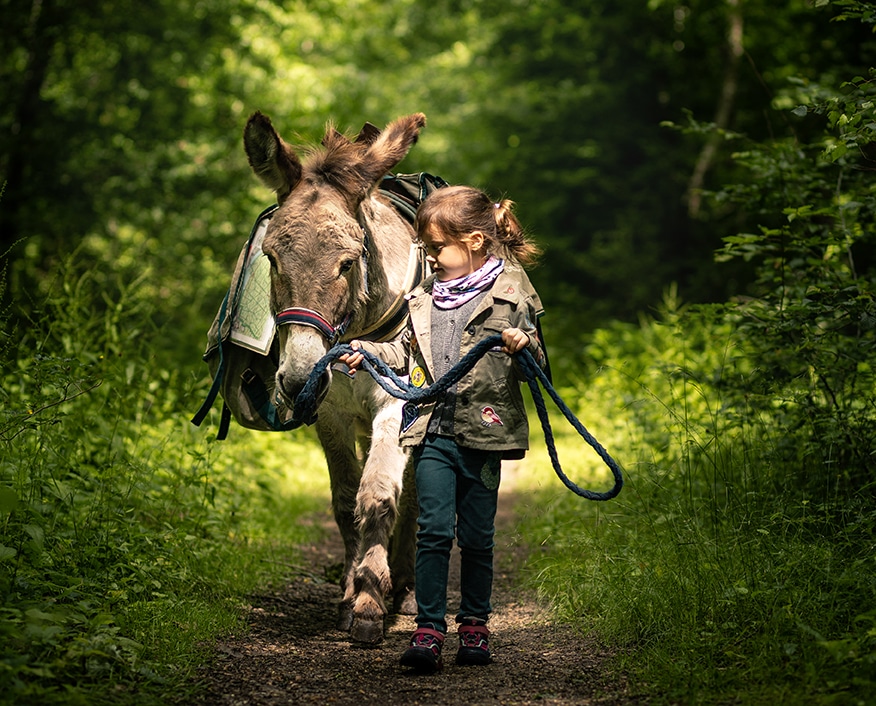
left=230, top=215, right=275, bottom=355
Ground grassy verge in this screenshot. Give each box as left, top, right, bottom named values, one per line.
left=0, top=260, right=332, bottom=705
left=515, top=304, right=875, bottom=705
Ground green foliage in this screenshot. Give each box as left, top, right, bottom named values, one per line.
left=449, top=0, right=876, bottom=329
left=518, top=5, right=876, bottom=702
left=518, top=305, right=875, bottom=705
left=710, top=63, right=876, bottom=495
left=0, top=256, right=330, bottom=705
left=2, top=1, right=875, bottom=703
left=6, top=0, right=874, bottom=342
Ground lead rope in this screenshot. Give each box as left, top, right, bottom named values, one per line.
left=292, top=334, right=623, bottom=501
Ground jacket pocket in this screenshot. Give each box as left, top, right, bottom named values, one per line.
left=480, top=316, right=511, bottom=351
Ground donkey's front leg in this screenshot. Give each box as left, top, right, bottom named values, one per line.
left=349, top=406, right=408, bottom=644
left=389, top=457, right=417, bottom=616
left=316, top=417, right=362, bottom=633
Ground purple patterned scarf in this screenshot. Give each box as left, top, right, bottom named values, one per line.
left=431, top=256, right=505, bottom=310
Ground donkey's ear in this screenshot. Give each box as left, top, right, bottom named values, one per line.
left=244, top=112, right=302, bottom=205
left=354, top=122, right=381, bottom=145
left=360, top=113, right=426, bottom=184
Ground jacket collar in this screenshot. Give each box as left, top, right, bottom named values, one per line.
left=407, top=263, right=523, bottom=306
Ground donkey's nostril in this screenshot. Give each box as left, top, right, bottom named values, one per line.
left=277, top=371, right=303, bottom=403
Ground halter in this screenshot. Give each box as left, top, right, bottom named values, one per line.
left=275, top=307, right=353, bottom=344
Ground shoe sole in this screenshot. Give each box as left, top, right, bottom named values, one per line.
left=400, top=647, right=442, bottom=672
left=456, top=648, right=492, bottom=666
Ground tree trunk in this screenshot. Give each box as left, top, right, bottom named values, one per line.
left=686, top=0, right=744, bottom=219
left=0, top=0, right=63, bottom=257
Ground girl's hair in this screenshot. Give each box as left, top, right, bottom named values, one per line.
left=415, top=185, right=541, bottom=267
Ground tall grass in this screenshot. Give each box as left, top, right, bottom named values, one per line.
left=517, top=296, right=875, bottom=705
left=0, top=256, right=332, bottom=705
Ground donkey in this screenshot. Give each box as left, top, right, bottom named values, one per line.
left=242, top=111, right=427, bottom=644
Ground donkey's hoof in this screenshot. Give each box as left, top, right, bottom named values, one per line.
left=351, top=617, right=384, bottom=645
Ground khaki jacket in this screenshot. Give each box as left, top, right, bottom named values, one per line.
left=359, top=262, right=545, bottom=458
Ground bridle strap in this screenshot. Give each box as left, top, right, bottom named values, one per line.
left=275, top=307, right=351, bottom=343
left=346, top=243, right=426, bottom=343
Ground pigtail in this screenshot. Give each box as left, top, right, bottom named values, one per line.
left=493, top=199, right=541, bottom=268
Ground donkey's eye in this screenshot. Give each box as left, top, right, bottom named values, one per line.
left=339, top=259, right=355, bottom=275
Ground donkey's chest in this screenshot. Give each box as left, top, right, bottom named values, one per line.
left=320, top=370, right=402, bottom=426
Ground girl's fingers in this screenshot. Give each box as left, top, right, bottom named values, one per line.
left=501, top=328, right=529, bottom=354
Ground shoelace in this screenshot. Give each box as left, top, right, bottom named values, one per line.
left=459, top=629, right=488, bottom=649
left=412, top=633, right=441, bottom=652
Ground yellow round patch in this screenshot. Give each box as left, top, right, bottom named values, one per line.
left=410, top=366, right=426, bottom=388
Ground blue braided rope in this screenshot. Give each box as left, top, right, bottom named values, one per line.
left=291, top=334, right=623, bottom=501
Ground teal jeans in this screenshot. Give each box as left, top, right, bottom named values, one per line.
left=412, top=434, right=502, bottom=633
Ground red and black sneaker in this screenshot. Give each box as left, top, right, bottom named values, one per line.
left=400, top=627, right=445, bottom=672
left=456, top=619, right=492, bottom=666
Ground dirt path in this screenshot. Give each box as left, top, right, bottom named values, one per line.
left=188, top=481, right=637, bottom=705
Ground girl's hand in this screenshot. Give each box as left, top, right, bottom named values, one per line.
left=338, top=340, right=365, bottom=371
left=501, top=327, right=530, bottom=355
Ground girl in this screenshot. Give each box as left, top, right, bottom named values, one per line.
left=340, top=185, right=546, bottom=672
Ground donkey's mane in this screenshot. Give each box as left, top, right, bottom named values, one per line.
left=301, top=127, right=368, bottom=196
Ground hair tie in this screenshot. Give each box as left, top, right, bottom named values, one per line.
left=493, top=203, right=500, bottom=209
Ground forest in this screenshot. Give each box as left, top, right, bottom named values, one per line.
left=1, top=0, right=874, bottom=703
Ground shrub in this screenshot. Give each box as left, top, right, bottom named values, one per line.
left=0, top=254, right=329, bottom=705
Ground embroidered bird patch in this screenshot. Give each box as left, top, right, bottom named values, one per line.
left=480, top=406, right=504, bottom=426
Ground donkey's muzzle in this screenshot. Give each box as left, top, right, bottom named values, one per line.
left=277, top=368, right=331, bottom=412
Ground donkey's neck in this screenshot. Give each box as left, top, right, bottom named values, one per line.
left=350, top=197, right=416, bottom=337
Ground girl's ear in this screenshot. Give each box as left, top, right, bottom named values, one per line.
left=467, top=230, right=485, bottom=252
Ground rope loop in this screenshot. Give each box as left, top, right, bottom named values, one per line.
left=291, top=334, right=623, bottom=501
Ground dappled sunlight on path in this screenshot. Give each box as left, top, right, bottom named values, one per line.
left=187, top=458, right=637, bottom=705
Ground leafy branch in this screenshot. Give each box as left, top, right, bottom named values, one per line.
left=0, top=377, right=102, bottom=442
